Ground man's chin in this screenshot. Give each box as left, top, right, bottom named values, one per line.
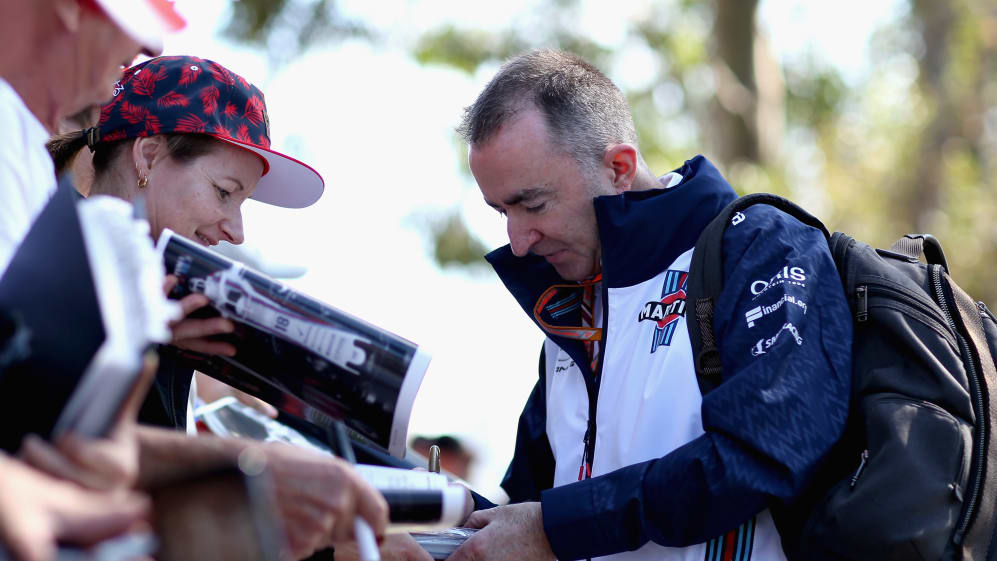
left=551, top=262, right=591, bottom=282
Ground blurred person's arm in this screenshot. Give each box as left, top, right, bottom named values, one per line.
left=0, top=454, right=148, bottom=561
left=135, top=425, right=388, bottom=560
left=194, top=372, right=278, bottom=418
left=19, top=353, right=158, bottom=492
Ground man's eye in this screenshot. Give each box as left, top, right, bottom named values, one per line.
left=215, top=186, right=231, bottom=200
left=525, top=202, right=547, bottom=213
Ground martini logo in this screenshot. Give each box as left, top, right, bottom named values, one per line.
left=639, top=270, right=688, bottom=353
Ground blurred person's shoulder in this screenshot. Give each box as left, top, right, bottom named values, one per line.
left=0, top=78, right=48, bottom=149
left=0, top=77, right=58, bottom=273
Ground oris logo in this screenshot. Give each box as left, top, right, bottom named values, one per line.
left=750, top=266, right=807, bottom=298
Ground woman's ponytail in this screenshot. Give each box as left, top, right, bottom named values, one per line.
left=46, top=130, right=90, bottom=175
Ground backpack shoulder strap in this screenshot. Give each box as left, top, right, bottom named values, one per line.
left=686, top=193, right=829, bottom=396
left=946, top=279, right=997, bottom=557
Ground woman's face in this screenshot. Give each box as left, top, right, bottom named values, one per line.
left=144, top=140, right=265, bottom=246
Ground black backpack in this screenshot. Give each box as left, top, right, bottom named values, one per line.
left=686, top=193, right=997, bottom=561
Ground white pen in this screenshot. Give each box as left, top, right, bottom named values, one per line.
left=353, top=519, right=380, bottom=561
left=333, top=422, right=381, bottom=561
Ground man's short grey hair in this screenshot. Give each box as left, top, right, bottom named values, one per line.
left=457, top=49, right=639, bottom=170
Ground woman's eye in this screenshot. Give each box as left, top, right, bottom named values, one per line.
left=215, top=185, right=231, bottom=201
left=525, top=202, right=547, bottom=213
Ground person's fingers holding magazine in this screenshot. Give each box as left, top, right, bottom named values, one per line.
left=446, top=503, right=555, bottom=561
left=163, top=275, right=237, bottom=357
left=19, top=352, right=158, bottom=491
left=0, top=453, right=150, bottom=561
left=261, top=442, right=388, bottom=559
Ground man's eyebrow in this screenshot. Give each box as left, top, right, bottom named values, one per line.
left=502, top=187, right=551, bottom=206
left=484, top=187, right=553, bottom=210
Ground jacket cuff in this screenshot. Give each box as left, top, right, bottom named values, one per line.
left=540, top=479, right=610, bottom=561
left=470, top=489, right=497, bottom=512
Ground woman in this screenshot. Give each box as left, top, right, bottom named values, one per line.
left=45, top=57, right=393, bottom=560
left=48, top=54, right=325, bottom=428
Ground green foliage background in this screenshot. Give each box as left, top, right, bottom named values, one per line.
left=225, top=0, right=997, bottom=305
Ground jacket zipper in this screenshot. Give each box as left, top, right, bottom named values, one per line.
left=578, top=282, right=609, bottom=482
left=930, top=265, right=986, bottom=545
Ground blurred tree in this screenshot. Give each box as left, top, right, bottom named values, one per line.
left=817, top=0, right=997, bottom=301
left=429, top=211, right=492, bottom=267
left=220, top=0, right=997, bottom=304
left=224, top=0, right=368, bottom=63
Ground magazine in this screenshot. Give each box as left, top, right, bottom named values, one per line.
left=410, top=528, right=478, bottom=560
left=158, top=229, right=431, bottom=457
left=0, top=179, right=176, bottom=451
left=196, top=397, right=470, bottom=530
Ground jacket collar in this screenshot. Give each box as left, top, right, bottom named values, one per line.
left=485, top=155, right=736, bottom=356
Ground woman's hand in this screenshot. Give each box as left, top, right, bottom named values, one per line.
left=163, top=275, right=236, bottom=356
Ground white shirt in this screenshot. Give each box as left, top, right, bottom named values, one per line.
left=0, top=78, right=57, bottom=274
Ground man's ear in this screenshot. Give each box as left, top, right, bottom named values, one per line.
left=132, top=136, right=167, bottom=178
left=602, top=144, right=639, bottom=194
left=52, top=0, right=82, bottom=32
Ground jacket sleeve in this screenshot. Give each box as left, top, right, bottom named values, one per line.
left=539, top=206, right=853, bottom=560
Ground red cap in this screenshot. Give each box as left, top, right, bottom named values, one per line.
left=95, top=56, right=325, bottom=209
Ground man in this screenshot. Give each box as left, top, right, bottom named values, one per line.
left=0, top=4, right=174, bottom=559
left=0, top=0, right=182, bottom=272
left=449, top=50, right=852, bottom=561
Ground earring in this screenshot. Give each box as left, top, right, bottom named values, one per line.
left=137, top=176, right=149, bottom=189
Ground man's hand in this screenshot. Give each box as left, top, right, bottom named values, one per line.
left=0, top=454, right=149, bottom=561
left=164, top=275, right=236, bottom=356
left=334, top=533, right=433, bottom=561
left=19, top=352, right=158, bottom=491
left=446, top=503, right=554, bottom=561
left=260, top=442, right=389, bottom=559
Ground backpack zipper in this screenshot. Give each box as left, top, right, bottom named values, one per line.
left=860, top=282, right=952, bottom=342
left=855, top=285, right=868, bottom=322
left=930, top=265, right=986, bottom=545
left=979, top=301, right=996, bottom=324
left=849, top=449, right=869, bottom=489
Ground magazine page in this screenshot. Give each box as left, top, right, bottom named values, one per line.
left=158, top=229, right=431, bottom=457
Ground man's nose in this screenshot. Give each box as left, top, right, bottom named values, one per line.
left=508, top=218, right=540, bottom=257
